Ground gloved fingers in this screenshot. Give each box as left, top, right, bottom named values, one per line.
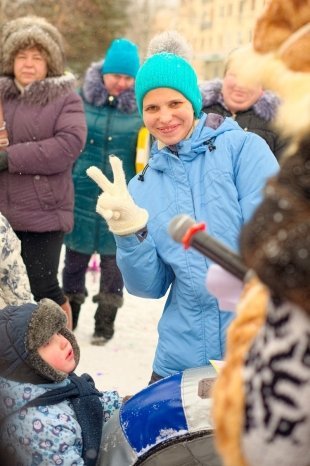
left=97, top=192, right=126, bottom=211
left=109, top=156, right=128, bottom=193
left=96, top=205, right=121, bottom=221
left=86, top=166, right=114, bottom=193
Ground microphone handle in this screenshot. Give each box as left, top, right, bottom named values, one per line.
left=191, top=233, right=248, bottom=280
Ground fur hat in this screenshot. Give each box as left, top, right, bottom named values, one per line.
left=101, top=38, right=140, bottom=78
left=229, top=0, right=310, bottom=148
left=135, top=31, right=202, bottom=117
left=1, top=15, right=65, bottom=77
left=0, top=299, right=80, bottom=384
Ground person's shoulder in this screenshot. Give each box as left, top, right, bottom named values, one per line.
left=200, top=78, right=223, bottom=108
left=253, top=90, right=281, bottom=122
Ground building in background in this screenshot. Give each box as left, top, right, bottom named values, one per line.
left=144, top=0, right=267, bottom=80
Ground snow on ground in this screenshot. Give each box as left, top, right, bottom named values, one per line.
left=59, top=252, right=165, bottom=397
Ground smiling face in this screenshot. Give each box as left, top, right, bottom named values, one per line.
left=13, top=46, right=48, bottom=87
left=222, top=71, right=263, bottom=114
left=37, top=333, right=76, bottom=374
left=143, top=88, right=195, bottom=146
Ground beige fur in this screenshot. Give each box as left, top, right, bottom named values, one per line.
left=230, top=0, right=310, bottom=151
left=212, top=2, right=310, bottom=465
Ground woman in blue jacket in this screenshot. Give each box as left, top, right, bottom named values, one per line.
left=87, top=32, right=279, bottom=383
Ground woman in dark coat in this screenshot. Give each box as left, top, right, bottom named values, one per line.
left=0, top=16, right=87, bottom=326
left=200, top=46, right=286, bottom=160
left=63, top=38, right=142, bottom=342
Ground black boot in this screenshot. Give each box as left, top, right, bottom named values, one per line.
left=70, top=301, right=81, bottom=330
left=92, top=304, right=118, bottom=345
left=66, top=292, right=86, bottom=330
left=91, top=292, right=123, bottom=346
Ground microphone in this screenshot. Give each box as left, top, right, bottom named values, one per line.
left=168, top=214, right=248, bottom=280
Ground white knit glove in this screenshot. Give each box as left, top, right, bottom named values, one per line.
left=86, top=155, right=149, bottom=236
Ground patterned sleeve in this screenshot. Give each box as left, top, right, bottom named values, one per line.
left=0, top=213, right=33, bottom=307
left=100, top=390, right=122, bottom=423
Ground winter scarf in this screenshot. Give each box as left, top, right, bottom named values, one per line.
left=26, top=372, right=103, bottom=466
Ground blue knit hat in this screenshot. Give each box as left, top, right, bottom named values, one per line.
left=101, top=38, right=140, bottom=78
left=135, top=31, right=202, bottom=117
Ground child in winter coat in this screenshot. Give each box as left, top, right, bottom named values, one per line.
left=0, top=299, right=121, bottom=465
left=0, top=211, right=33, bottom=309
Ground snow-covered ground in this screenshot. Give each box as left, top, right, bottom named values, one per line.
left=60, top=252, right=165, bottom=398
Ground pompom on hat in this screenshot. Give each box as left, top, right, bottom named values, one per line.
left=135, top=31, right=202, bottom=117
left=101, top=38, right=140, bottom=78
left=1, top=15, right=65, bottom=77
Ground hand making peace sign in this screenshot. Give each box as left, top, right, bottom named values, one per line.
left=87, top=155, right=149, bottom=235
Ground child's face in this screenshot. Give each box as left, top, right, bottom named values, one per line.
left=143, top=88, right=195, bottom=146
left=38, top=333, right=76, bottom=374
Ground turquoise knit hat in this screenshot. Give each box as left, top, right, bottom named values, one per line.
left=135, top=32, right=202, bottom=117
left=101, top=38, right=140, bottom=78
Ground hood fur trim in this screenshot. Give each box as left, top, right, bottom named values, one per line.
left=1, top=16, right=65, bottom=77
left=200, top=78, right=281, bottom=122
left=26, top=299, right=80, bottom=382
left=0, top=74, right=76, bottom=105
left=82, top=60, right=138, bottom=113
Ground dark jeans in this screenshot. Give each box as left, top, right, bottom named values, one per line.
left=62, top=248, right=123, bottom=297
left=15, top=230, right=65, bottom=305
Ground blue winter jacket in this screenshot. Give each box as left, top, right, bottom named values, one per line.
left=115, top=113, right=279, bottom=378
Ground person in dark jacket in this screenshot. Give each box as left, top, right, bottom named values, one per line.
left=0, top=299, right=121, bottom=465
left=63, top=38, right=142, bottom=343
left=0, top=16, right=87, bottom=328
left=200, top=46, right=286, bottom=160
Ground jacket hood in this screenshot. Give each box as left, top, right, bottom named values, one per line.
left=200, top=78, right=281, bottom=122
left=82, top=60, right=138, bottom=113
left=1, top=16, right=65, bottom=77
left=0, top=73, right=76, bottom=105
left=0, top=301, right=80, bottom=384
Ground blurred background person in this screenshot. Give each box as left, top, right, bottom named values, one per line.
left=200, top=46, right=286, bottom=160
left=0, top=16, right=87, bottom=328
left=62, top=38, right=142, bottom=343
left=0, top=211, right=33, bottom=309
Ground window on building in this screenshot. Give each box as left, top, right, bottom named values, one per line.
left=239, top=0, right=245, bottom=15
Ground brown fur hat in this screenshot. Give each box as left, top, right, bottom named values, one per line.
left=1, top=16, right=65, bottom=77
left=26, top=299, right=80, bottom=382
left=253, top=0, right=310, bottom=73
left=0, top=299, right=80, bottom=384
left=240, top=135, right=310, bottom=314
